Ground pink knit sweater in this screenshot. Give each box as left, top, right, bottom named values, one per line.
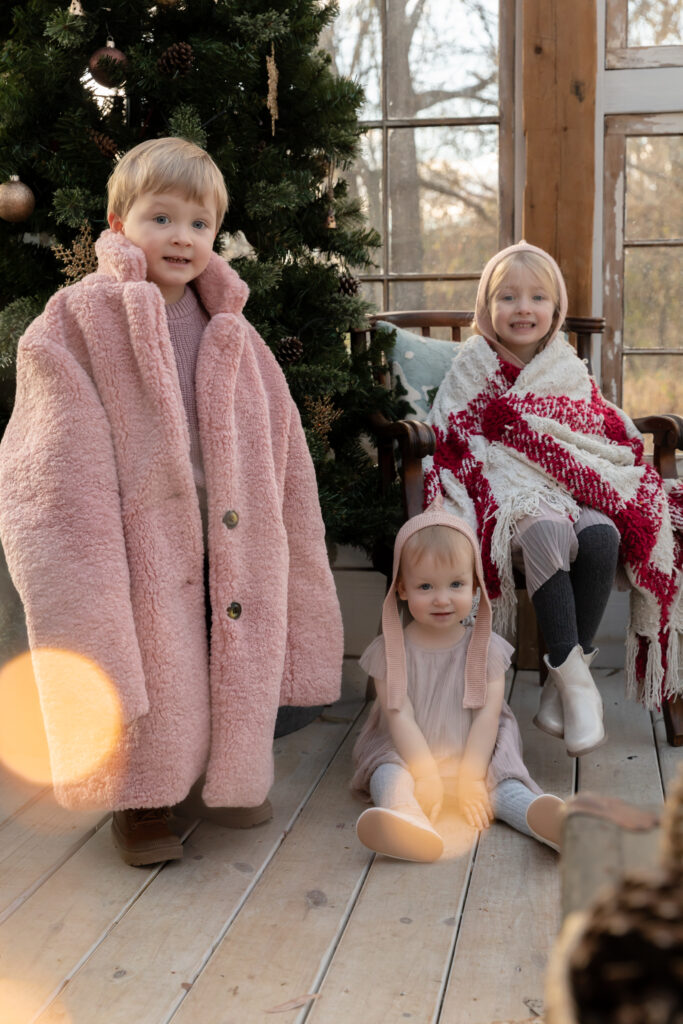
left=166, top=285, right=208, bottom=491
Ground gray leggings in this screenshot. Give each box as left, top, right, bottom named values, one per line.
left=369, top=764, right=535, bottom=839
left=511, top=505, right=619, bottom=597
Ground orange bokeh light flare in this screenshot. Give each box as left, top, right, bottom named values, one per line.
left=0, top=649, right=122, bottom=786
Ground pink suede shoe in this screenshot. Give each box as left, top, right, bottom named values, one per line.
left=526, top=794, right=566, bottom=852
left=356, top=806, right=444, bottom=862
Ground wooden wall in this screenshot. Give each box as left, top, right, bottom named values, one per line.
left=522, top=0, right=597, bottom=315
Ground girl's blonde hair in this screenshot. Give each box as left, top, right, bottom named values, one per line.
left=107, top=137, right=228, bottom=229
left=473, top=249, right=561, bottom=347
left=398, top=524, right=475, bottom=580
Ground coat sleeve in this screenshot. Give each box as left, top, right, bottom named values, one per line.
left=278, top=402, right=343, bottom=706
left=0, top=312, right=149, bottom=725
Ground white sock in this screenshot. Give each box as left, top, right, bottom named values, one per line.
left=490, top=778, right=536, bottom=838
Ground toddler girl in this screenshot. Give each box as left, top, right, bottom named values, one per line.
left=424, top=241, right=683, bottom=758
left=351, top=500, right=564, bottom=863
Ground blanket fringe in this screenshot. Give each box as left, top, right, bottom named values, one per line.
left=664, top=627, right=681, bottom=702
left=625, top=631, right=639, bottom=703
left=626, top=627, right=672, bottom=709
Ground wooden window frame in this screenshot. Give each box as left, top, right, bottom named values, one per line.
left=358, top=0, right=515, bottom=308
left=602, top=112, right=683, bottom=405
left=606, top=0, right=683, bottom=69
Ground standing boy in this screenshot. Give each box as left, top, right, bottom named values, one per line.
left=0, top=137, right=343, bottom=864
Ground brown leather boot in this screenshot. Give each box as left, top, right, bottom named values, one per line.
left=111, top=807, right=184, bottom=866
left=172, top=775, right=273, bottom=829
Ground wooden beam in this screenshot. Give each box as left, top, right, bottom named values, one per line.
left=522, top=0, right=597, bottom=315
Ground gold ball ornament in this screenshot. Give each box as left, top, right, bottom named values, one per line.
left=0, top=176, right=36, bottom=222
left=88, top=37, right=127, bottom=88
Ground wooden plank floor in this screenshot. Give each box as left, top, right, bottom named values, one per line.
left=0, top=667, right=680, bottom=1024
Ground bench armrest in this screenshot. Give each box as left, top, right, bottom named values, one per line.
left=633, top=413, right=683, bottom=479
left=369, top=412, right=434, bottom=518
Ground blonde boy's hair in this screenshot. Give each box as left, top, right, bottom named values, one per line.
left=473, top=249, right=561, bottom=342
left=107, top=137, right=228, bottom=228
left=398, top=524, right=475, bottom=579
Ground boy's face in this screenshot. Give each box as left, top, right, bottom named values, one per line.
left=108, top=190, right=218, bottom=304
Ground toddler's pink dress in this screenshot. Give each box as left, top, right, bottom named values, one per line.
left=351, top=627, right=541, bottom=801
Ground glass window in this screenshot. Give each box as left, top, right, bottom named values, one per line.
left=387, top=125, right=499, bottom=279
left=346, top=129, right=384, bottom=271
left=324, top=0, right=382, bottom=119
left=624, top=246, right=683, bottom=351
left=625, top=135, right=683, bottom=240
left=623, top=353, right=683, bottom=421
left=627, top=0, right=683, bottom=46
left=323, top=0, right=512, bottom=310
left=604, top=117, right=683, bottom=416
left=389, top=279, right=478, bottom=314
left=387, top=0, right=499, bottom=120
left=606, top=0, right=683, bottom=67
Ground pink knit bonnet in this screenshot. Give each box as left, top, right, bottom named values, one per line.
left=474, top=240, right=568, bottom=346
left=382, top=496, right=493, bottom=711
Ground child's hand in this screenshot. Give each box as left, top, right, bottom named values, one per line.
left=414, top=772, right=444, bottom=823
left=458, top=776, right=493, bottom=831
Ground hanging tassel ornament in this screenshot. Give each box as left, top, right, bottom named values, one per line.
left=266, top=43, right=279, bottom=137
left=325, top=160, right=336, bottom=229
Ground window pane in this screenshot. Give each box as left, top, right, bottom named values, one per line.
left=627, top=1, right=683, bottom=46
left=389, top=278, right=478, bottom=313
left=623, top=353, right=683, bottom=422
left=360, top=279, right=383, bottom=309
left=321, top=0, right=381, bottom=120
left=625, top=136, right=683, bottom=240
left=388, top=125, right=498, bottom=275
left=624, top=246, right=683, bottom=349
left=386, top=0, right=499, bottom=119
left=347, top=129, right=384, bottom=272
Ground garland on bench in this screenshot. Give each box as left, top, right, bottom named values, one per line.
left=424, top=333, right=683, bottom=708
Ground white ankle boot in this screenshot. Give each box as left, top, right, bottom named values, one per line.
left=543, top=645, right=605, bottom=757
left=356, top=805, right=444, bottom=862
left=534, top=648, right=598, bottom=739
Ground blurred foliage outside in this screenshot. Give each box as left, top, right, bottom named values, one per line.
left=627, top=0, right=682, bottom=46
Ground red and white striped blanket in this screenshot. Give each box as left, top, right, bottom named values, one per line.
left=423, top=333, right=683, bottom=707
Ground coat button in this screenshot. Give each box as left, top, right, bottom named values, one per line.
left=227, top=601, right=242, bottom=619
left=222, top=510, right=239, bottom=528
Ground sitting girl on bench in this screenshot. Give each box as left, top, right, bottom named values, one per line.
left=423, top=241, right=683, bottom=758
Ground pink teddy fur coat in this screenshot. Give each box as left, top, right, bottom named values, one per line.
left=0, top=229, right=343, bottom=810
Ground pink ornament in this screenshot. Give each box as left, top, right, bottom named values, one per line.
left=89, top=37, right=127, bottom=88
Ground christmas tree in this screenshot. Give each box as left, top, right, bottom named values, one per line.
left=0, top=0, right=408, bottom=558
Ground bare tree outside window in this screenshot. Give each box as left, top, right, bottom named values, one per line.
left=322, top=0, right=512, bottom=314
left=627, top=0, right=683, bottom=46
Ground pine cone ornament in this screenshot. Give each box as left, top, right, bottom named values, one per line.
left=339, top=274, right=360, bottom=297
left=276, top=336, right=303, bottom=365
left=89, top=129, right=118, bottom=159
left=157, top=42, right=194, bottom=76
left=660, top=761, right=683, bottom=875
left=567, top=871, right=683, bottom=1024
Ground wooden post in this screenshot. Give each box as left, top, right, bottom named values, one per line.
left=523, top=0, right=597, bottom=315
